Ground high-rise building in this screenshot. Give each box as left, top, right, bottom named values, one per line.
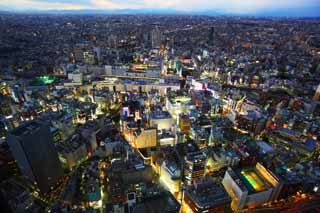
left=151, top=26, right=162, bottom=48
left=107, top=34, right=118, bottom=48
left=184, top=149, right=207, bottom=186
left=8, top=121, right=63, bottom=193
left=93, top=46, right=102, bottom=62
left=83, top=51, right=96, bottom=65
left=179, top=113, right=191, bottom=134
left=208, top=27, right=215, bottom=46
left=11, top=84, right=25, bottom=103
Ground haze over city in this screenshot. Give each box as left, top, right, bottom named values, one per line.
left=1, top=0, right=320, bottom=16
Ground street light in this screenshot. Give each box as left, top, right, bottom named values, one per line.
left=180, top=182, right=185, bottom=212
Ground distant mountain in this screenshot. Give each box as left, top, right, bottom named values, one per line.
left=9, top=9, right=223, bottom=16
left=254, top=7, right=320, bottom=17
left=0, top=10, right=13, bottom=14
left=1, top=7, right=319, bottom=17
left=1, top=9, right=186, bottom=15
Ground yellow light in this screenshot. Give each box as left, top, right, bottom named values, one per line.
left=160, top=174, right=179, bottom=193
left=98, top=199, right=102, bottom=207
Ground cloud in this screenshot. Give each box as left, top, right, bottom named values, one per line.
left=0, top=0, right=90, bottom=10
left=89, top=0, right=131, bottom=9
left=136, top=0, right=320, bottom=13
left=1, top=0, right=319, bottom=13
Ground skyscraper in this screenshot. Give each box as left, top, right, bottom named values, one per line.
left=8, top=121, right=63, bottom=193
left=184, top=150, right=207, bottom=185
left=208, top=27, right=215, bottom=46
left=151, top=26, right=162, bottom=48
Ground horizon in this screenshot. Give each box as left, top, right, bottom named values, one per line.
left=1, top=0, right=320, bottom=17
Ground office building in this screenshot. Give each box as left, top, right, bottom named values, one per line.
left=179, top=113, right=191, bottom=134
left=184, top=147, right=207, bottom=185
left=8, top=121, right=63, bottom=193
left=208, top=27, right=215, bottom=45
left=151, top=26, right=162, bottom=48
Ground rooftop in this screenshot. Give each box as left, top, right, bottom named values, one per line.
left=185, top=179, right=231, bottom=210
left=149, top=110, right=172, bottom=120
left=58, top=134, right=85, bottom=154
left=132, top=193, right=180, bottom=213
left=169, top=96, right=191, bottom=104
left=29, top=76, right=59, bottom=86
left=277, top=128, right=301, bottom=137
left=238, top=168, right=272, bottom=193
left=10, top=121, right=42, bottom=136
left=256, top=141, right=275, bottom=154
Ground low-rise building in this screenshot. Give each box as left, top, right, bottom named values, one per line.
left=222, top=163, right=280, bottom=211
left=57, top=134, right=87, bottom=170
left=184, top=178, right=231, bottom=213
left=149, top=110, right=173, bottom=130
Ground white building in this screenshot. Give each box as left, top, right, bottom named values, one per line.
left=149, top=110, right=173, bottom=130
left=222, top=163, right=280, bottom=211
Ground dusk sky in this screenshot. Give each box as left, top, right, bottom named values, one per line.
left=1, top=0, right=320, bottom=15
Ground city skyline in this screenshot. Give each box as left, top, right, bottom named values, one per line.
left=1, top=0, right=320, bottom=16
left=0, top=2, right=320, bottom=212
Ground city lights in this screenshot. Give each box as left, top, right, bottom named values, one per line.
left=0, top=6, right=319, bottom=213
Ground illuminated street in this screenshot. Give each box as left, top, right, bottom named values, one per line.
left=0, top=2, right=320, bottom=213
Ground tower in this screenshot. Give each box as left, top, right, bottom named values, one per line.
left=151, top=26, right=162, bottom=48
left=209, top=27, right=215, bottom=46
left=184, top=151, right=207, bottom=185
